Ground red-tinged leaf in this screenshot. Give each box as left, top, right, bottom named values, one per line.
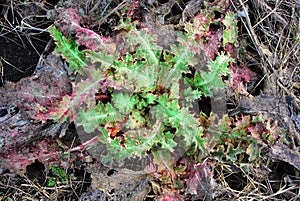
left=53, top=8, right=114, bottom=53
left=72, top=68, right=107, bottom=111
left=229, top=65, right=254, bottom=87
left=158, top=192, right=184, bottom=201
left=0, top=139, right=68, bottom=174
left=203, top=32, right=222, bottom=60
left=186, top=159, right=216, bottom=199
left=152, top=149, right=175, bottom=178
left=35, top=95, right=72, bottom=122
left=0, top=66, right=72, bottom=120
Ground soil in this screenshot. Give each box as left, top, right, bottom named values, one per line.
left=0, top=0, right=300, bottom=200
left=0, top=31, right=48, bottom=85
left=0, top=0, right=57, bottom=85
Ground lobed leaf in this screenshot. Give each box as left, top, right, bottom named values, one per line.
left=222, top=11, right=238, bottom=46
left=48, top=26, right=86, bottom=74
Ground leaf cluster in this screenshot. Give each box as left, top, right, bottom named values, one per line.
left=63, top=18, right=233, bottom=165
left=200, top=113, right=281, bottom=163
left=46, top=1, right=285, bottom=198
left=47, top=166, right=77, bottom=187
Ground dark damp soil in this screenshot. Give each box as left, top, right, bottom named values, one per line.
left=0, top=31, right=50, bottom=85
left=0, top=0, right=58, bottom=85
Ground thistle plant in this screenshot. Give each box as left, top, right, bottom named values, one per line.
left=48, top=16, right=233, bottom=165
left=43, top=1, right=282, bottom=198
left=45, top=0, right=282, bottom=164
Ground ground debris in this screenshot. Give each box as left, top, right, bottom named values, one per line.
left=231, top=94, right=300, bottom=172
left=233, top=95, right=300, bottom=146
left=0, top=53, right=71, bottom=172
left=268, top=143, right=300, bottom=171
left=80, top=162, right=151, bottom=201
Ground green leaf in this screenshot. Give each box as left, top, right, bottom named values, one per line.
left=207, top=53, right=233, bottom=75
left=112, top=92, right=138, bottom=114
left=169, top=108, right=199, bottom=144
left=49, top=14, right=243, bottom=171
left=126, top=110, right=147, bottom=129
left=201, top=71, right=224, bottom=89
left=77, top=102, right=121, bottom=133
left=163, top=44, right=197, bottom=88
left=183, top=87, right=202, bottom=102
left=141, top=93, right=157, bottom=104
left=170, top=81, right=180, bottom=100
left=47, top=178, right=57, bottom=187
left=160, top=131, right=177, bottom=152
left=126, top=28, right=161, bottom=65
left=185, top=53, right=233, bottom=96
left=222, top=11, right=238, bottom=46
left=246, top=143, right=260, bottom=162
left=113, top=59, right=158, bottom=92
left=48, top=26, right=86, bottom=74
left=185, top=71, right=211, bottom=96
left=86, top=50, right=118, bottom=72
